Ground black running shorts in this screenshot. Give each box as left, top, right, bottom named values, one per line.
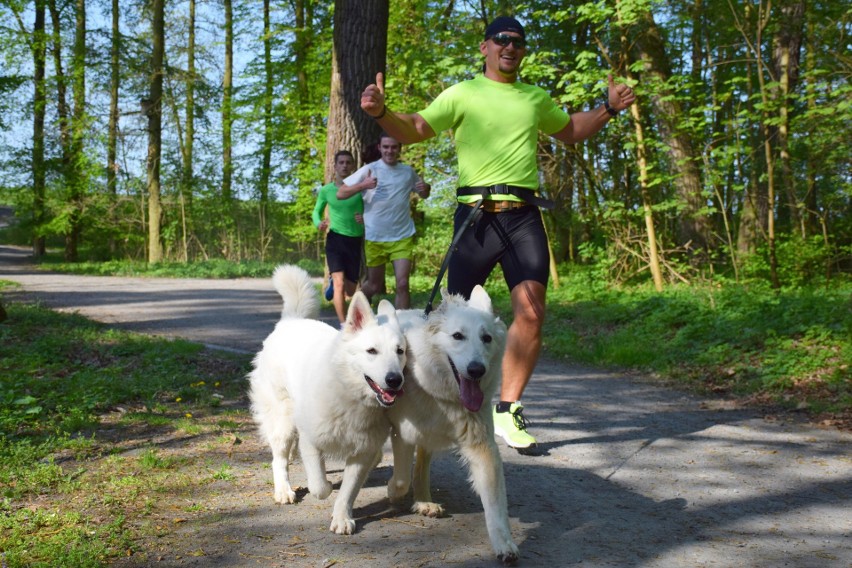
left=447, top=204, right=549, bottom=299
left=325, top=230, right=363, bottom=284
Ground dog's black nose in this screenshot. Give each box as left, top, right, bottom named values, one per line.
left=385, top=373, right=403, bottom=390
left=467, top=361, right=486, bottom=379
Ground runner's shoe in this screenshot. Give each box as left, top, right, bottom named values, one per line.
left=324, top=277, right=334, bottom=301
left=493, top=402, right=536, bottom=449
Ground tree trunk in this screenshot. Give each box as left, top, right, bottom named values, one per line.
left=184, top=0, right=195, bottom=211
left=752, top=1, right=781, bottom=288
left=257, top=0, right=272, bottom=259
left=772, top=0, right=804, bottom=235
left=65, top=0, right=86, bottom=262
left=106, top=0, right=119, bottom=254
left=802, top=18, right=818, bottom=236
left=325, top=0, right=388, bottom=176
left=146, top=0, right=165, bottom=263
left=630, top=101, right=664, bottom=291
left=32, top=0, right=47, bottom=257
left=259, top=0, right=272, bottom=205
left=47, top=0, right=73, bottom=254
left=635, top=10, right=711, bottom=254
left=221, top=0, right=233, bottom=205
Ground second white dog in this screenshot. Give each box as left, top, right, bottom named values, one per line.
left=386, top=286, right=519, bottom=564
left=249, top=264, right=407, bottom=534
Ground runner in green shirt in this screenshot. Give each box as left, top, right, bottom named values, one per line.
left=311, top=150, right=364, bottom=326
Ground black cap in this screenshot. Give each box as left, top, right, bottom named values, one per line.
left=484, top=16, right=525, bottom=40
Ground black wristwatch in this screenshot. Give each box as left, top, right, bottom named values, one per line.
left=604, top=100, right=619, bottom=117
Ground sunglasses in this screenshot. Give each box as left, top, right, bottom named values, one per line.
left=489, top=33, right=527, bottom=49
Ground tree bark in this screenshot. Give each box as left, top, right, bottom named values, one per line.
left=635, top=10, right=712, bottom=254
left=772, top=0, right=804, bottom=234
left=65, top=0, right=86, bottom=262
left=106, top=0, right=119, bottom=254
left=32, top=0, right=47, bottom=257
left=146, top=0, right=165, bottom=263
left=325, top=0, right=388, bottom=176
left=221, top=0, right=233, bottom=205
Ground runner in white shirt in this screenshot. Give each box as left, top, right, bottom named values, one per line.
left=338, top=133, right=430, bottom=309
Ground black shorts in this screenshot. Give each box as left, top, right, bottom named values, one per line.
left=325, top=230, right=363, bottom=284
left=447, top=204, right=549, bottom=298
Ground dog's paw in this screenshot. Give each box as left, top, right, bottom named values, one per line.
left=412, top=501, right=444, bottom=518
left=329, top=515, right=356, bottom=535
left=310, top=480, right=333, bottom=500
left=496, top=541, right=520, bottom=565
left=273, top=486, right=297, bottom=504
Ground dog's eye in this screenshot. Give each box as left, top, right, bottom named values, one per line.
left=367, top=348, right=378, bottom=355
left=482, top=334, right=492, bottom=344
left=396, top=347, right=404, bottom=355
left=452, top=332, right=465, bottom=341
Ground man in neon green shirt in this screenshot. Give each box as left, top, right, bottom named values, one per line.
left=312, top=150, right=363, bottom=326
left=359, top=16, right=636, bottom=451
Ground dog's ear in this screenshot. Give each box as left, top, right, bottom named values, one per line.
left=344, top=292, right=375, bottom=332
left=376, top=299, right=401, bottom=330
left=468, top=285, right=493, bottom=313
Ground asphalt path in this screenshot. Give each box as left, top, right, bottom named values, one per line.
left=2, top=244, right=850, bottom=567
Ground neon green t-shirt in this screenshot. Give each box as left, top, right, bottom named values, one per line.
left=311, top=182, right=364, bottom=238
left=418, top=74, right=570, bottom=201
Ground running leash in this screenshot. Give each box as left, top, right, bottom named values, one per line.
left=424, top=194, right=485, bottom=316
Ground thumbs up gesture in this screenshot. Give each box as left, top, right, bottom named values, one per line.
left=607, top=74, right=635, bottom=113
left=362, top=169, right=378, bottom=190
left=361, top=72, right=386, bottom=118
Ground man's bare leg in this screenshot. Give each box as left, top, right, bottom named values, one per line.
left=391, top=258, right=412, bottom=309
left=500, top=280, right=546, bottom=402
left=331, top=271, right=347, bottom=324
left=361, top=265, right=386, bottom=304
left=493, top=280, right=546, bottom=450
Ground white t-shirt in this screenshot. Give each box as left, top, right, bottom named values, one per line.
left=343, top=160, right=421, bottom=242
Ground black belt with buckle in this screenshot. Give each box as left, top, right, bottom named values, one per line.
left=457, top=184, right=555, bottom=209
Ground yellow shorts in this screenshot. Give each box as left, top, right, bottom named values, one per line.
left=364, top=236, right=415, bottom=267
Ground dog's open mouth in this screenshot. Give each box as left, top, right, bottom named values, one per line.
left=449, top=358, right=484, bottom=412
left=365, top=377, right=403, bottom=407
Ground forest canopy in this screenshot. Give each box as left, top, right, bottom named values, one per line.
left=0, top=0, right=849, bottom=288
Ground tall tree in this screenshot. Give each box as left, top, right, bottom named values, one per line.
left=221, top=0, right=233, bottom=205
left=32, top=0, right=47, bottom=257
left=146, top=0, right=165, bottom=263
left=771, top=0, right=804, bottom=234
left=65, top=0, right=86, bottom=261
left=633, top=8, right=711, bottom=254
left=106, top=0, right=120, bottom=254
left=325, top=0, right=388, bottom=177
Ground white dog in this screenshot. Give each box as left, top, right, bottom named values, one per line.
left=249, top=264, right=406, bottom=534
left=386, top=286, right=519, bottom=564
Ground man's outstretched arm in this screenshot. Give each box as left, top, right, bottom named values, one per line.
left=552, top=74, right=635, bottom=145
left=361, top=72, right=436, bottom=144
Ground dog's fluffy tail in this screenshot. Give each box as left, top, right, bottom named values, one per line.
left=272, top=264, right=320, bottom=320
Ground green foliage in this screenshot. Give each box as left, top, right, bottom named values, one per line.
left=543, top=269, right=851, bottom=413
left=0, top=302, right=249, bottom=447
left=0, top=300, right=252, bottom=566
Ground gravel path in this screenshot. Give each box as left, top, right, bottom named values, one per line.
left=2, top=244, right=850, bottom=568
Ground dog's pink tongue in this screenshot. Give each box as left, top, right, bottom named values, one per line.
left=459, top=378, right=484, bottom=412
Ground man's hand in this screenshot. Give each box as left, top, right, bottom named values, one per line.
left=361, top=72, right=386, bottom=118
left=361, top=169, right=378, bottom=190
left=607, top=74, right=635, bottom=113
left=318, top=219, right=329, bottom=232
left=414, top=179, right=430, bottom=199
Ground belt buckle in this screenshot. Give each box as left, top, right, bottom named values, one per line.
left=490, top=184, right=510, bottom=196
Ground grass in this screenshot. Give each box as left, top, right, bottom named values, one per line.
left=0, top=299, right=253, bottom=567
left=0, top=257, right=849, bottom=564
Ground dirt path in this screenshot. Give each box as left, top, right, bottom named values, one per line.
left=2, top=244, right=850, bottom=567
